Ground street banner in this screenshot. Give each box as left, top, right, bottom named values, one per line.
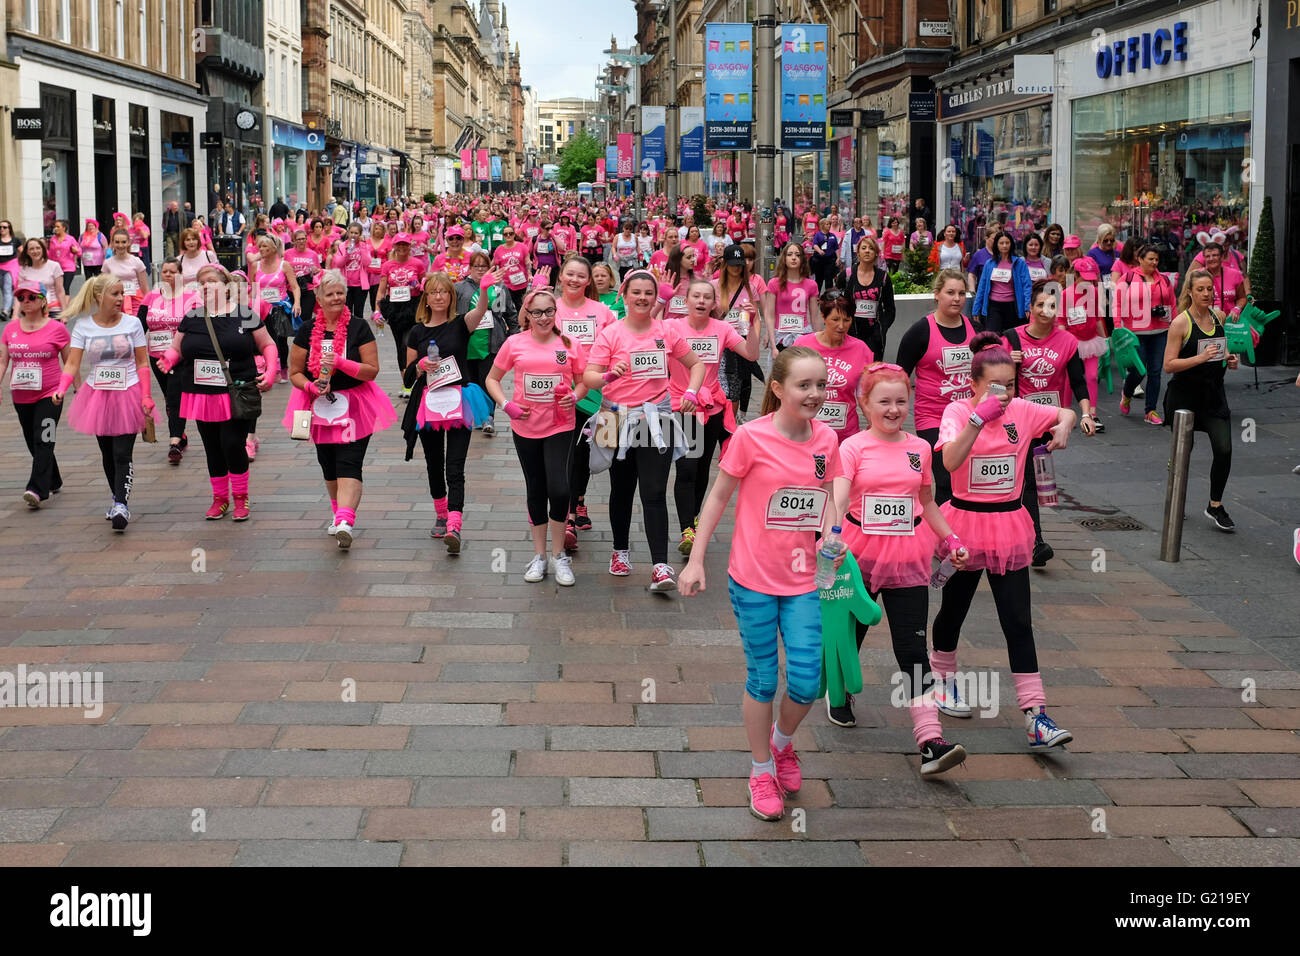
left=642, top=106, right=666, bottom=177
left=605, top=145, right=619, bottom=178
left=476, top=149, right=490, bottom=181
left=704, top=23, right=753, bottom=149
left=460, top=149, right=472, bottom=181
left=617, top=133, right=635, bottom=178
left=490, top=155, right=502, bottom=181
left=781, top=22, right=828, bottom=150
left=680, top=106, right=704, bottom=173
left=596, top=158, right=606, bottom=184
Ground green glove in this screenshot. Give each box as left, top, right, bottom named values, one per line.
left=1223, top=321, right=1255, bottom=364
left=1110, top=326, right=1146, bottom=378
left=816, top=551, right=882, bottom=707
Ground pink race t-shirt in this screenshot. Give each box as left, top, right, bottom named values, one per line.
left=657, top=280, right=692, bottom=320
left=588, top=318, right=690, bottom=407
left=1013, top=327, right=1080, bottom=409
left=719, top=415, right=843, bottom=596
left=492, top=244, right=530, bottom=289
left=792, top=333, right=873, bottom=439
left=840, top=429, right=933, bottom=520
left=493, top=331, right=588, bottom=439
left=3, top=318, right=70, bottom=402
left=769, top=276, right=819, bottom=343
left=936, top=397, right=1059, bottom=502
left=285, top=249, right=322, bottom=290
left=140, top=289, right=197, bottom=355
left=668, top=317, right=744, bottom=411
left=381, top=257, right=427, bottom=303
left=431, top=251, right=470, bottom=282
left=555, top=297, right=616, bottom=348
left=47, top=235, right=80, bottom=272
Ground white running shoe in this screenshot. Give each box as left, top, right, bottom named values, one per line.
left=326, top=518, right=339, bottom=536
left=334, top=521, right=353, bottom=550
left=1025, top=706, right=1073, bottom=750
left=933, top=673, right=973, bottom=718
left=550, top=553, right=575, bottom=587
left=524, top=554, right=547, bottom=583
left=22, top=491, right=40, bottom=510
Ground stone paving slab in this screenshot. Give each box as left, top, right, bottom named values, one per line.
left=0, top=367, right=1297, bottom=866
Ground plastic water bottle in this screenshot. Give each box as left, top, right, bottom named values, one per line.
left=930, top=555, right=956, bottom=590
left=426, top=340, right=440, bottom=372
left=1033, top=445, right=1058, bottom=507
left=815, top=526, right=845, bottom=590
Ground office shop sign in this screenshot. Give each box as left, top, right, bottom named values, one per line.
left=1096, top=21, right=1188, bottom=79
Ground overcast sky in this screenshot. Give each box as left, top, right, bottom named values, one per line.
left=510, top=2, right=639, bottom=101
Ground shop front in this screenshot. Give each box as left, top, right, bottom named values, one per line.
left=937, top=75, right=1052, bottom=251
left=1266, top=0, right=1300, bottom=359
left=270, top=120, right=324, bottom=212
left=1055, top=0, right=1264, bottom=274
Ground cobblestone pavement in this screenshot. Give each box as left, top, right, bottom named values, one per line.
left=1, top=358, right=1298, bottom=867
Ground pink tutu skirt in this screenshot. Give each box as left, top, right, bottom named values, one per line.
left=180, top=391, right=233, bottom=422
left=282, top=380, right=397, bottom=444
left=1075, top=335, right=1109, bottom=360
left=939, top=501, right=1035, bottom=574
left=842, top=516, right=938, bottom=591
left=67, top=380, right=161, bottom=436
left=415, top=383, right=493, bottom=431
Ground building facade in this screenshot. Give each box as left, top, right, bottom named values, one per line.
left=329, top=0, right=367, bottom=204
left=6, top=0, right=208, bottom=252
left=264, top=0, right=311, bottom=212
left=404, top=0, right=437, bottom=197
left=300, top=0, right=331, bottom=211
left=365, top=0, right=408, bottom=199
left=196, top=0, right=267, bottom=218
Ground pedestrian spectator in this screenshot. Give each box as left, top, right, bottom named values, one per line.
left=1086, top=224, right=1119, bottom=279
left=1042, top=223, right=1066, bottom=260
left=219, top=202, right=245, bottom=237
left=911, top=196, right=933, bottom=238
left=0, top=220, right=21, bottom=320
left=929, top=224, right=967, bottom=273
left=809, top=220, right=839, bottom=291
left=163, top=202, right=182, bottom=258
left=269, top=196, right=290, bottom=221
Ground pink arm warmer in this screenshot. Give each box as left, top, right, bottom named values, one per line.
left=333, top=356, right=363, bottom=378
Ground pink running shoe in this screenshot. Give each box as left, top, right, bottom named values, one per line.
left=748, top=770, right=784, bottom=821
left=769, top=727, right=802, bottom=794
left=1144, top=411, right=1164, bottom=426
left=608, top=549, right=631, bottom=576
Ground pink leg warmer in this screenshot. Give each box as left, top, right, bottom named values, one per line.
left=336, top=507, right=356, bottom=525
left=910, top=696, right=943, bottom=748
left=1014, top=672, right=1046, bottom=711
left=434, top=496, right=449, bottom=519
left=447, top=511, right=463, bottom=533
left=930, top=649, right=958, bottom=680
left=210, top=476, right=229, bottom=500
left=229, top=472, right=249, bottom=497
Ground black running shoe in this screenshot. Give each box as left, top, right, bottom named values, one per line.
left=445, top=528, right=462, bottom=554
left=920, top=737, right=967, bottom=776
left=1205, top=504, right=1235, bottom=532
left=826, top=693, right=856, bottom=727
left=1032, top=538, right=1054, bottom=567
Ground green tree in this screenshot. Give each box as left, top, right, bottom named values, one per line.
left=1248, top=195, right=1275, bottom=302
left=557, top=130, right=603, bottom=189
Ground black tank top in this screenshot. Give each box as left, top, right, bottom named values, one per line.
left=1171, top=309, right=1226, bottom=391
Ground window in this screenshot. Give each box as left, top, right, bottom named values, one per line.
left=1001, top=0, right=1012, bottom=34
left=116, top=0, right=124, bottom=58
left=89, top=0, right=100, bottom=51
left=24, top=0, right=37, bottom=31
left=267, top=53, right=276, bottom=111
left=966, top=0, right=977, bottom=46
left=200, top=0, right=211, bottom=26
left=56, top=0, right=70, bottom=41
left=1044, top=0, right=1057, bottom=11
left=160, top=2, right=167, bottom=73
left=281, top=54, right=288, bottom=115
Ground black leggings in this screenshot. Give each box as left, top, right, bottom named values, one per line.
left=609, top=442, right=673, bottom=564
left=367, top=286, right=378, bottom=312
left=674, top=409, right=725, bottom=531
left=96, top=433, right=136, bottom=504
left=316, top=434, right=371, bottom=482
left=916, top=427, right=953, bottom=505
left=932, top=566, right=1038, bottom=674
left=853, top=585, right=932, bottom=699
left=384, top=299, right=417, bottom=376
left=272, top=334, right=289, bottom=372
left=568, top=422, right=592, bottom=511
left=419, top=426, right=471, bottom=510
left=150, top=358, right=187, bottom=440
left=196, top=417, right=251, bottom=478
left=514, top=431, right=570, bottom=525
left=13, top=397, right=62, bottom=498
left=982, top=299, right=1020, bottom=335
left=347, top=286, right=368, bottom=321
left=1194, top=415, right=1233, bottom=502
left=299, top=289, right=317, bottom=326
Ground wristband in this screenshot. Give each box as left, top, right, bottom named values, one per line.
left=942, top=534, right=962, bottom=558
left=333, top=356, right=363, bottom=378
left=503, top=401, right=524, bottom=420
left=968, top=412, right=984, bottom=428
left=602, top=370, right=621, bottom=384
left=58, top=372, right=75, bottom=394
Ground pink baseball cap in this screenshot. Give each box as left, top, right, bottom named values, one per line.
left=445, top=226, right=466, bottom=239
left=1072, top=256, right=1100, bottom=280
left=1063, top=234, right=1082, bottom=249
left=14, top=280, right=47, bottom=298
left=392, top=232, right=413, bottom=244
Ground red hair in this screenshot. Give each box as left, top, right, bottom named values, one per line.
left=857, top=363, right=911, bottom=406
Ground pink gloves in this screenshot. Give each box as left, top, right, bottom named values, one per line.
left=158, top=348, right=182, bottom=373
left=695, top=385, right=714, bottom=409
left=57, top=372, right=75, bottom=395
left=972, top=395, right=1006, bottom=424
left=602, top=370, right=621, bottom=384
left=479, top=272, right=496, bottom=291
left=503, top=401, right=524, bottom=419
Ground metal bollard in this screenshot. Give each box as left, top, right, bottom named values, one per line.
left=1160, top=409, right=1195, bottom=562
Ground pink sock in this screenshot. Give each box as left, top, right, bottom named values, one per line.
left=434, top=496, right=449, bottom=519
left=229, top=471, right=249, bottom=497
left=330, top=498, right=338, bottom=517
left=336, top=507, right=356, bottom=525
left=930, top=649, right=958, bottom=679
left=447, top=511, right=462, bottom=533
left=1014, top=672, right=1046, bottom=711
left=210, top=476, right=229, bottom=500
left=910, top=696, right=943, bottom=748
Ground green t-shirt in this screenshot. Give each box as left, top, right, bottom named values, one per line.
left=816, top=551, right=882, bottom=705
left=487, top=219, right=508, bottom=252
left=466, top=286, right=504, bottom=360
left=470, top=221, right=491, bottom=248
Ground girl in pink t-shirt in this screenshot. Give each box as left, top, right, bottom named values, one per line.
left=766, top=243, right=821, bottom=352
left=1, top=282, right=71, bottom=504
left=653, top=244, right=698, bottom=321
left=139, top=258, right=198, bottom=458
left=931, top=332, right=1077, bottom=752
left=679, top=344, right=843, bottom=822
left=486, top=287, right=589, bottom=586
left=793, top=291, right=873, bottom=442
left=880, top=217, right=906, bottom=271
left=583, top=269, right=706, bottom=590
left=831, top=363, right=969, bottom=770
left=671, top=279, right=760, bottom=554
